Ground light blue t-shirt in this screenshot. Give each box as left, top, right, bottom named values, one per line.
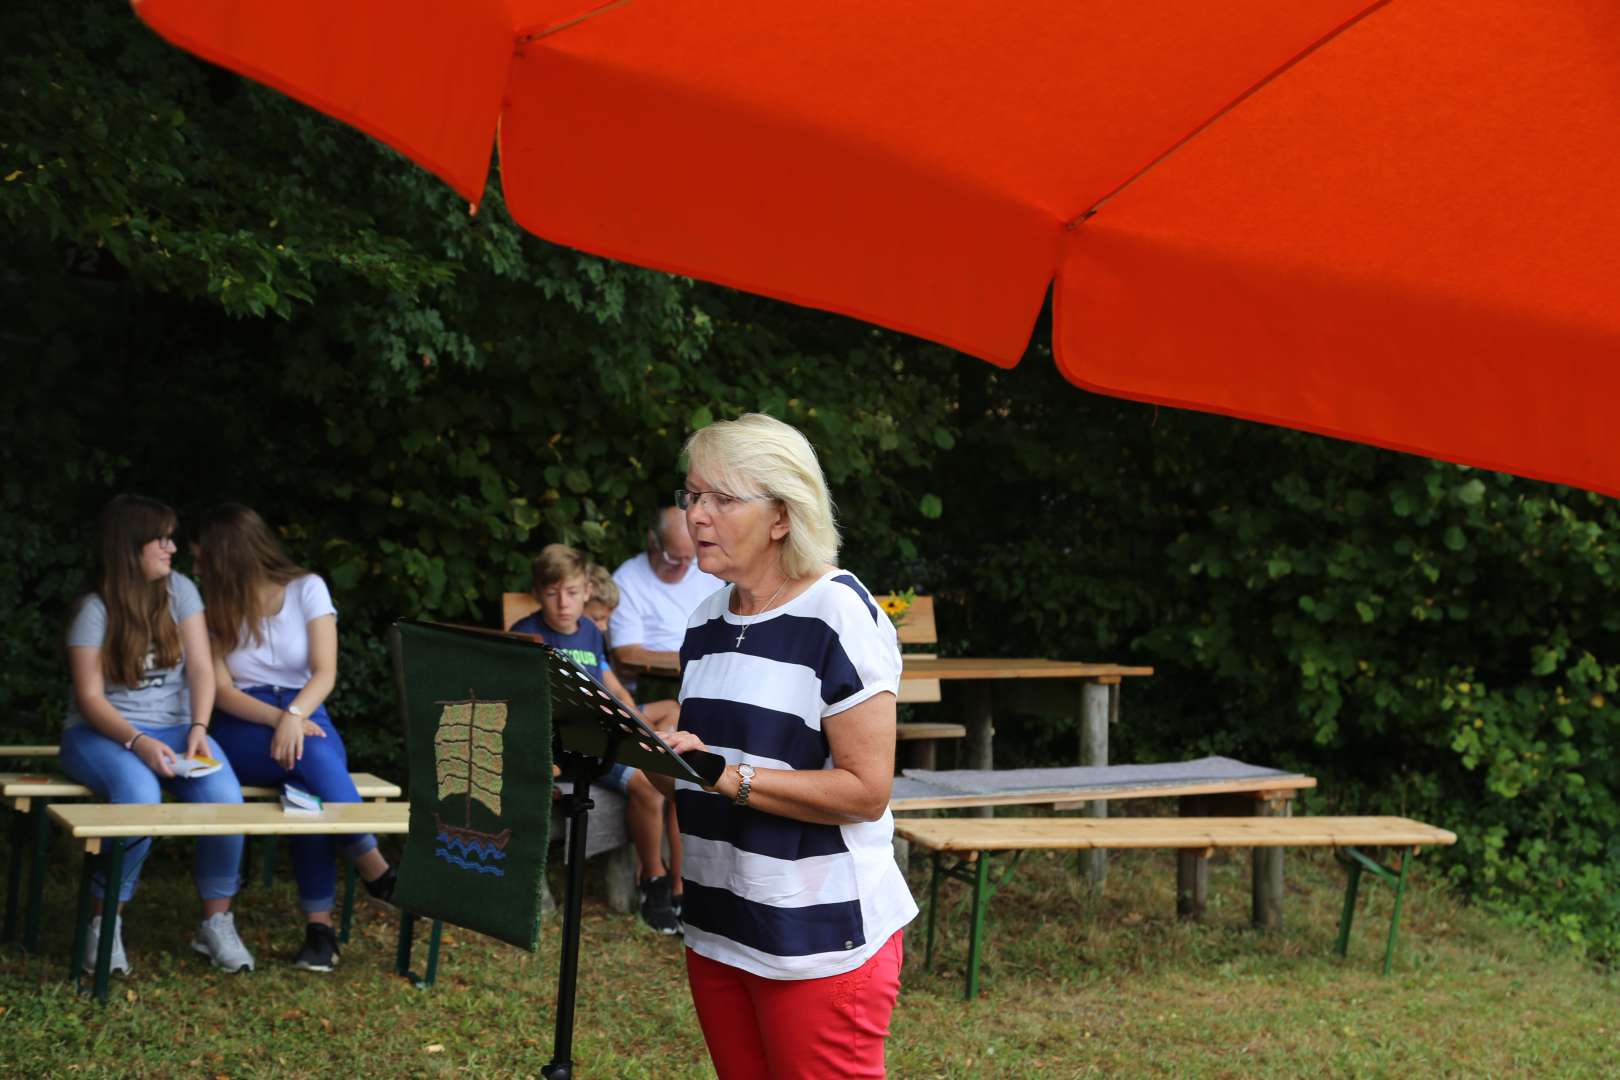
left=65, top=572, right=205, bottom=728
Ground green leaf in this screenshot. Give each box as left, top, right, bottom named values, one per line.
left=1456, top=478, right=1487, bottom=506
left=918, top=493, right=943, bottom=519
left=1443, top=526, right=1467, bottom=551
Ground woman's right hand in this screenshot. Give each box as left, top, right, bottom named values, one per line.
left=270, top=711, right=305, bottom=769
left=133, top=735, right=177, bottom=778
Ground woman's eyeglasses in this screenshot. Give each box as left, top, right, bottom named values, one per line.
left=673, top=488, right=764, bottom=514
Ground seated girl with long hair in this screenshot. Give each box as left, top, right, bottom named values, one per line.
left=62, top=495, right=254, bottom=976
left=195, top=503, right=395, bottom=973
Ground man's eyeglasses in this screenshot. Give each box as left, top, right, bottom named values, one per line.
left=649, top=529, right=694, bottom=568
left=673, top=488, right=764, bottom=514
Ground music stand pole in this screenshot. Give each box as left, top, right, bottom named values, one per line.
left=542, top=752, right=598, bottom=1080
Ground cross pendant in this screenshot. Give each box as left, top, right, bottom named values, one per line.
left=734, top=629, right=747, bottom=648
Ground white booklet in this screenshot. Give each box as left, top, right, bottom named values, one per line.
left=169, top=754, right=224, bottom=779
left=281, top=784, right=324, bottom=815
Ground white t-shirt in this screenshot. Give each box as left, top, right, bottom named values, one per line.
left=674, top=569, right=916, bottom=980
left=224, top=574, right=338, bottom=690
left=608, top=554, right=722, bottom=653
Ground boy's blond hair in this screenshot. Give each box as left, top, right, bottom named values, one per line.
left=585, top=563, right=618, bottom=610
left=531, top=543, right=588, bottom=595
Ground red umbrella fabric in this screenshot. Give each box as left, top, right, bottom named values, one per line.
left=132, top=0, right=1620, bottom=494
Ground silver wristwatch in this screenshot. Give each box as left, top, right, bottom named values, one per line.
left=286, top=704, right=306, bottom=717
left=734, top=763, right=756, bottom=807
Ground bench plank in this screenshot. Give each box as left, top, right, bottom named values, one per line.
left=0, top=747, right=58, bottom=758
left=50, top=801, right=409, bottom=845
left=4, top=772, right=400, bottom=802
left=896, top=816, right=1456, bottom=851
left=895, top=722, right=967, bottom=742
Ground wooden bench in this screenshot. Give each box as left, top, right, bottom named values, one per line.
left=0, top=746, right=58, bottom=759
left=3, top=772, right=401, bottom=955
left=50, top=801, right=412, bottom=1002
left=884, top=596, right=967, bottom=768
left=895, top=815, right=1456, bottom=999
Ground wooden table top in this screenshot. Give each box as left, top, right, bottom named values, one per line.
left=49, top=801, right=410, bottom=843
left=891, top=773, right=1314, bottom=813
left=621, top=657, right=1153, bottom=682
left=894, top=816, right=1456, bottom=852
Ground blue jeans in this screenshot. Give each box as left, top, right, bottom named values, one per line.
left=210, top=686, right=377, bottom=913
left=59, top=722, right=245, bottom=903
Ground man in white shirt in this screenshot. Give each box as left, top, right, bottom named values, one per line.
left=609, top=506, right=723, bottom=673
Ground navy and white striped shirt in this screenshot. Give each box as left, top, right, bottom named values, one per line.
left=675, top=569, right=917, bottom=980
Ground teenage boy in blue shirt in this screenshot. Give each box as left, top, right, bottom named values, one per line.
left=511, top=544, right=682, bottom=935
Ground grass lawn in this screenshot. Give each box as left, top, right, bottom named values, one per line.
left=0, top=835, right=1614, bottom=1078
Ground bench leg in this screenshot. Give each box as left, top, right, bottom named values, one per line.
left=70, top=848, right=94, bottom=989
left=1335, top=853, right=1365, bottom=958
left=965, top=853, right=991, bottom=1001
left=3, top=804, right=26, bottom=943
left=23, top=801, right=49, bottom=953
left=423, top=919, right=443, bottom=986
left=91, top=840, right=126, bottom=1005
left=924, top=852, right=942, bottom=971
left=394, top=910, right=443, bottom=988
left=902, top=739, right=937, bottom=772
left=339, top=861, right=357, bottom=945
left=1382, top=849, right=1411, bottom=977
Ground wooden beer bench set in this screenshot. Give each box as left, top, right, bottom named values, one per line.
left=1, top=746, right=410, bottom=1003
left=889, top=757, right=1456, bottom=999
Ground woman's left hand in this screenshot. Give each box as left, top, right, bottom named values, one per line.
left=302, top=719, right=326, bottom=739
left=184, top=725, right=210, bottom=759
left=658, top=729, right=709, bottom=756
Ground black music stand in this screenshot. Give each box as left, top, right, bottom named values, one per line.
left=540, top=647, right=723, bottom=1080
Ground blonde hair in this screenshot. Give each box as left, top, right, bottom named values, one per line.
left=585, top=563, right=618, bottom=610
left=683, top=413, right=839, bottom=579
left=531, top=543, right=587, bottom=595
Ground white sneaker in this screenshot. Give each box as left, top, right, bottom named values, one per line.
left=192, top=911, right=255, bottom=972
left=82, top=914, right=131, bottom=976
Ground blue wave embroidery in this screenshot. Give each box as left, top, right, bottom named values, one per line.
left=436, top=832, right=508, bottom=861
left=434, top=848, right=506, bottom=876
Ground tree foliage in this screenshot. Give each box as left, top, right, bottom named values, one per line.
left=5, top=0, right=1620, bottom=960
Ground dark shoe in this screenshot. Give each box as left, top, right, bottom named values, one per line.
left=362, top=866, right=397, bottom=905
left=293, top=922, right=340, bottom=973
left=638, top=875, right=681, bottom=936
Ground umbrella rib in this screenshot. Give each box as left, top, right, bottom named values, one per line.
left=519, top=0, right=636, bottom=45
left=1066, top=0, right=1395, bottom=230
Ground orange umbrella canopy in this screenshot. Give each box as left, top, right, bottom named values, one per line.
left=133, top=0, right=1620, bottom=495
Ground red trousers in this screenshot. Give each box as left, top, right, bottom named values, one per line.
left=685, top=932, right=904, bottom=1079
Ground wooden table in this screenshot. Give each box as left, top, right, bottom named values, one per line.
left=623, top=656, right=1154, bottom=771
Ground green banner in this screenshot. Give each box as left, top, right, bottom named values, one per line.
left=390, top=621, right=553, bottom=951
